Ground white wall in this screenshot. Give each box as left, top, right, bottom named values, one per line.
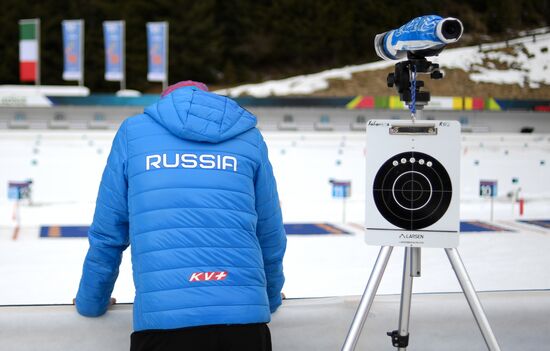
left=2, top=106, right=550, bottom=133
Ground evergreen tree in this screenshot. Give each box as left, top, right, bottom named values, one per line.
left=0, top=0, right=547, bottom=91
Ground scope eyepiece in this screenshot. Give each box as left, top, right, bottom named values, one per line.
left=436, top=18, right=463, bottom=43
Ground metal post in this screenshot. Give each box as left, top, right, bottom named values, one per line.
left=445, top=248, right=501, bottom=351
left=342, top=197, right=346, bottom=223
left=120, top=20, right=126, bottom=91
left=36, top=18, right=41, bottom=86
left=163, top=21, right=169, bottom=91
left=79, top=19, right=84, bottom=87
left=490, top=196, right=494, bottom=222
left=342, top=246, right=393, bottom=351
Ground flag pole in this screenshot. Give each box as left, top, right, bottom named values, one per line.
left=163, top=21, right=169, bottom=91
left=79, top=19, right=84, bottom=87
left=36, top=18, right=41, bottom=86
left=121, top=20, right=126, bottom=91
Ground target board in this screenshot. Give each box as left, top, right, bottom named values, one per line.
left=365, top=120, right=460, bottom=248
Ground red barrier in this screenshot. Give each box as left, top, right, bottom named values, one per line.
left=519, top=198, right=525, bottom=216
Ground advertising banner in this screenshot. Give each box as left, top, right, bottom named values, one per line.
left=146, top=22, right=168, bottom=82
left=103, top=21, right=125, bottom=81
left=62, top=20, right=84, bottom=82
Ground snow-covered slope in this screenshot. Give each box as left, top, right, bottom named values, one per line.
left=216, top=31, right=550, bottom=97
left=215, top=60, right=395, bottom=98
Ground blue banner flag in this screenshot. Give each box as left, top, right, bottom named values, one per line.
left=103, top=21, right=125, bottom=81
left=330, top=180, right=351, bottom=198
left=147, top=22, right=168, bottom=82
left=62, top=20, right=84, bottom=81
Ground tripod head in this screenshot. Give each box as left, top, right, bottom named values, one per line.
left=386, top=53, right=443, bottom=110
left=374, top=15, right=463, bottom=112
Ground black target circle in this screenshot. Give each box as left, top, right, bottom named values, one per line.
left=373, top=151, right=452, bottom=230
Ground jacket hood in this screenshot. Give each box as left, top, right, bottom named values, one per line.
left=145, top=86, right=257, bottom=143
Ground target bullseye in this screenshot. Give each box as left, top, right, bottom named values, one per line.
left=392, top=171, right=433, bottom=211
left=401, top=180, right=423, bottom=201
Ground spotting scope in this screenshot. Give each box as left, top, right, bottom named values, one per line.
left=374, top=15, right=463, bottom=61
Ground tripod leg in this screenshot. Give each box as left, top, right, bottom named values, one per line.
left=387, top=247, right=416, bottom=350
left=342, top=246, right=394, bottom=351
left=445, top=248, right=501, bottom=351
left=398, top=247, right=414, bottom=350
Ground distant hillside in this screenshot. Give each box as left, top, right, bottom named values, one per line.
left=217, top=30, right=550, bottom=99
left=1, top=0, right=550, bottom=93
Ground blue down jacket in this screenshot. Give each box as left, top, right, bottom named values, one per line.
left=76, top=86, right=286, bottom=331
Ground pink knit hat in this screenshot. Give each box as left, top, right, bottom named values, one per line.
left=161, top=80, right=209, bottom=97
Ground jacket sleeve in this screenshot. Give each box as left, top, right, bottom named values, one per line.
left=254, top=135, right=287, bottom=313
left=75, top=121, right=129, bottom=317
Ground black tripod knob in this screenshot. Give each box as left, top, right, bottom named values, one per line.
left=387, top=330, right=409, bottom=348
left=430, top=70, right=443, bottom=79
left=387, top=73, right=395, bottom=87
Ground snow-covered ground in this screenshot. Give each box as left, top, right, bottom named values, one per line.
left=0, top=130, right=549, bottom=305
left=1, top=130, right=548, bottom=226
left=216, top=31, right=550, bottom=97
left=1, top=222, right=549, bottom=305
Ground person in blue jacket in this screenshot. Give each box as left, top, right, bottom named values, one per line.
left=75, top=81, right=287, bottom=351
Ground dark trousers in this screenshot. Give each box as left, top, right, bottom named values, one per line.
left=130, top=323, right=272, bottom=351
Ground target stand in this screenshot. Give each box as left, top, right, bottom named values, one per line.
left=342, top=120, right=501, bottom=351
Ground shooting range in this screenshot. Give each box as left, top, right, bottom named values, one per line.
left=1, top=4, right=549, bottom=351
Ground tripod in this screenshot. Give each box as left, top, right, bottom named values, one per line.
left=342, top=55, right=502, bottom=350
left=341, top=246, right=501, bottom=350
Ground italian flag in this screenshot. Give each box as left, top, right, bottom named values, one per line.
left=19, top=19, right=40, bottom=83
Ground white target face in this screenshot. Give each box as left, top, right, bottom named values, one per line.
left=365, top=120, right=460, bottom=248
left=373, top=151, right=452, bottom=230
